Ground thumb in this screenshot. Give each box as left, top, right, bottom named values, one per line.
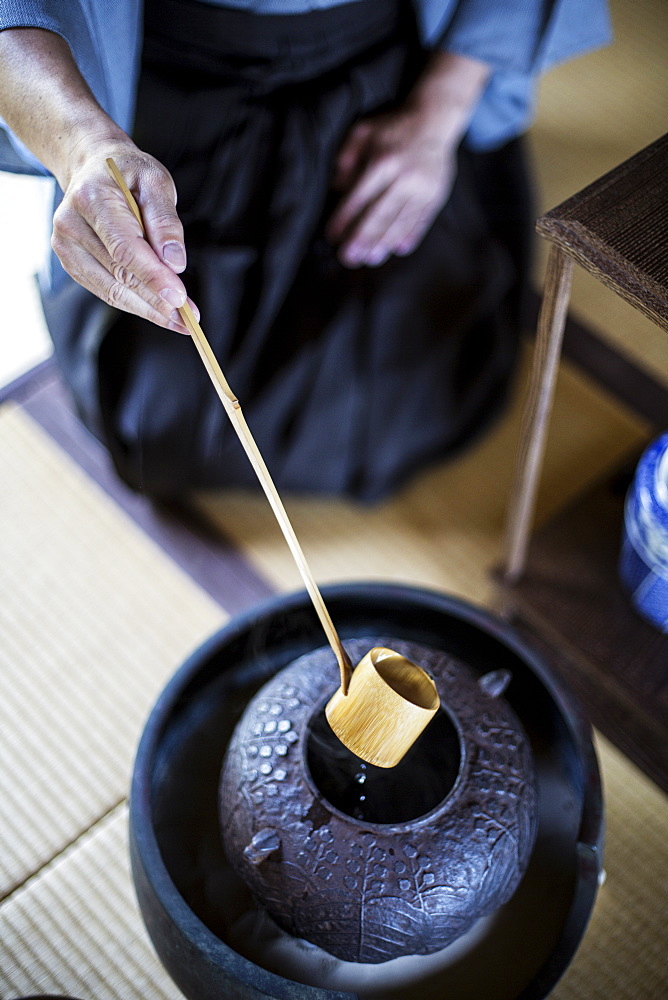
left=138, top=165, right=187, bottom=273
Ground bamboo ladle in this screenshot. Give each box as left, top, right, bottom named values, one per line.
left=107, top=158, right=439, bottom=767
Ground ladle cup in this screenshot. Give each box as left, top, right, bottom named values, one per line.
left=106, top=158, right=440, bottom=766
left=326, top=646, right=440, bottom=767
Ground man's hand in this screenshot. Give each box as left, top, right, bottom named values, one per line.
left=327, top=51, right=490, bottom=268
left=327, top=109, right=459, bottom=267
left=53, top=144, right=198, bottom=333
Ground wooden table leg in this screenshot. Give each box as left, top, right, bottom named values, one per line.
left=503, top=245, right=575, bottom=583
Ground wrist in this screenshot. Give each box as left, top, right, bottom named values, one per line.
left=0, top=27, right=133, bottom=190
left=406, top=51, right=491, bottom=144
left=58, top=119, right=135, bottom=191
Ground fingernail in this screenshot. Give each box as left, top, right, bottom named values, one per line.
left=341, top=245, right=365, bottom=267
left=366, top=247, right=387, bottom=266
left=161, top=287, right=186, bottom=308
left=162, top=242, right=187, bottom=271
left=168, top=320, right=189, bottom=335
left=168, top=311, right=189, bottom=334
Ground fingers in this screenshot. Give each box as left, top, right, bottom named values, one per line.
left=329, top=145, right=457, bottom=267
left=52, top=197, right=198, bottom=333
left=135, top=167, right=188, bottom=274
left=332, top=175, right=443, bottom=268
left=52, top=148, right=198, bottom=332
left=82, top=182, right=187, bottom=303
left=328, top=104, right=462, bottom=268
left=334, top=188, right=404, bottom=267
left=327, top=155, right=397, bottom=246
left=392, top=207, right=439, bottom=258
left=376, top=196, right=442, bottom=260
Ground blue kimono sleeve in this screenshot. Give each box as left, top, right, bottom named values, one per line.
left=414, top=0, right=612, bottom=149
left=427, top=0, right=611, bottom=74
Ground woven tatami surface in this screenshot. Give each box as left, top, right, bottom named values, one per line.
left=0, top=404, right=225, bottom=900
left=553, top=736, right=668, bottom=1000
left=0, top=805, right=182, bottom=1000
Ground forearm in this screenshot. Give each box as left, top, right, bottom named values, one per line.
left=0, top=27, right=131, bottom=188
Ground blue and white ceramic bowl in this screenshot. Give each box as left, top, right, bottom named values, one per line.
left=619, top=432, right=668, bottom=633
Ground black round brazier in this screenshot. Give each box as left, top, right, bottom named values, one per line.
left=129, top=583, right=604, bottom=1000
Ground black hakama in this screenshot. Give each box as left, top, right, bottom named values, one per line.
left=93, top=0, right=533, bottom=501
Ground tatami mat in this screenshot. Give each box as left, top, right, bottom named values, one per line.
left=194, top=349, right=649, bottom=609
left=0, top=405, right=225, bottom=900
left=0, top=804, right=182, bottom=1000
left=0, top=737, right=664, bottom=1000
left=552, top=736, right=668, bottom=1000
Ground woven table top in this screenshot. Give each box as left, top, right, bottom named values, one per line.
left=536, top=132, right=668, bottom=332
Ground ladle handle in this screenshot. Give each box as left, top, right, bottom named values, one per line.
left=106, top=158, right=353, bottom=694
